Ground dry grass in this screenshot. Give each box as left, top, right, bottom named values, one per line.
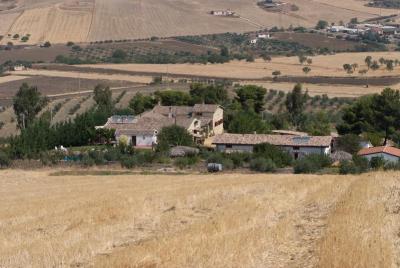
left=83, top=52, right=400, bottom=79
left=0, top=170, right=399, bottom=267
left=0, top=2, right=92, bottom=45
left=1, top=0, right=399, bottom=44
left=242, top=81, right=384, bottom=97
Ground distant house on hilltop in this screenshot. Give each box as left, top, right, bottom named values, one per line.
left=102, top=104, right=223, bottom=147
left=213, top=133, right=332, bottom=159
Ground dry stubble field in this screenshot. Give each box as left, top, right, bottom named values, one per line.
left=0, top=170, right=400, bottom=267
left=0, top=0, right=398, bottom=44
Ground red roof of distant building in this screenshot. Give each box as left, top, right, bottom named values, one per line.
left=358, top=146, right=400, bottom=158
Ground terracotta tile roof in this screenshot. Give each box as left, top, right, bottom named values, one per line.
left=103, top=105, right=220, bottom=136
left=151, top=105, right=193, bottom=116
left=193, top=104, right=220, bottom=113
left=212, top=133, right=332, bottom=147
left=358, top=146, right=400, bottom=158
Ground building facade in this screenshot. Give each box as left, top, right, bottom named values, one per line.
left=358, top=146, right=400, bottom=163
left=101, top=104, right=223, bottom=148
left=213, top=133, right=332, bottom=159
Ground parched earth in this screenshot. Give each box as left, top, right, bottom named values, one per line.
left=0, top=0, right=399, bottom=44
left=0, top=170, right=399, bottom=267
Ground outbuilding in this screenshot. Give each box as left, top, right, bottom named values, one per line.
left=358, top=146, right=400, bottom=163
left=212, top=133, right=332, bottom=159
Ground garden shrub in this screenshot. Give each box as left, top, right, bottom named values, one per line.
left=82, top=154, right=95, bottom=167
left=250, top=157, right=276, bottom=172
left=174, top=156, right=199, bottom=169
left=369, top=156, right=385, bottom=170
left=104, top=148, right=121, bottom=162
left=294, top=154, right=331, bottom=174
left=0, top=151, right=10, bottom=168
left=120, top=156, right=137, bottom=169
left=88, top=150, right=105, bottom=165
left=253, top=143, right=292, bottom=167
left=339, top=160, right=359, bottom=174
left=206, top=153, right=234, bottom=170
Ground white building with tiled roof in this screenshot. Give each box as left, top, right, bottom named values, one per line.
left=103, top=104, right=223, bottom=147
left=213, top=133, right=332, bottom=159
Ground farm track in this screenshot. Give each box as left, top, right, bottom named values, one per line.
left=0, top=171, right=399, bottom=267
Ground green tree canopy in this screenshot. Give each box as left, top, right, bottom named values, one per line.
left=129, top=93, right=157, bottom=115
left=189, top=83, right=228, bottom=105
left=299, top=111, right=331, bottom=136
left=157, top=125, right=194, bottom=152
left=226, top=110, right=271, bottom=134
left=285, top=83, right=308, bottom=127
left=315, top=20, right=328, bottom=29
left=234, top=85, right=266, bottom=113
left=93, top=84, right=113, bottom=112
left=13, top=83, right=47, bottom=129
left=337, top=88, right=400, bottom=145
left=155, top=90, right=191, bottom=106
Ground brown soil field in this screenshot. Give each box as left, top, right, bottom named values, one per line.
left=0, top=44, right=71, bottom=64
left=1, top=0, right=399, bottom=44
left=0, top=75, right=138, bottom=101
left=11, top=69, right=153, bottom=84
left=0, top=170, right=399, bottom=267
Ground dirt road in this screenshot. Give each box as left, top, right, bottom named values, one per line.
left=0, top=170, right=399, bottom=267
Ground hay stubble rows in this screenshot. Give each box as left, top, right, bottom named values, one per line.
left=0, top=171, right=399, bottom=267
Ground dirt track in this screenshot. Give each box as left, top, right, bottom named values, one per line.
left=0, top=170, right=399, bottom=267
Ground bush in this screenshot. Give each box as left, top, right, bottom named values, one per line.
left=174, top=156, right=199, bottom=169
left=253, top=143, right=292, bottom=167
left=157, top=125, right=194, bottom=152
left=120, top=155, right=137, bottom=169
left=250, top=157, right=276, bottom=172
left=384, top=161, right=400, bottom=171
left=227, top=152, right=251, bottom=168
left=0, top=151, right=10, bottom=168
left=294, top=154, right=331, bottom=174
left=369, top=156, right=385, bottom=170
left=88, top=150, right=105, bottom=165
left=352, top=156, right=369, bottom=173
left=39, top=151, right=64, bottom=166
left=135, top=151, right=156, bottom=165
left=82, top=154, right=95, bottom=167
left=206, top=153, right=234, bottom=170
left=339, top=160, right=359, bottom=174
left=104, top=148, right=121, bottom=162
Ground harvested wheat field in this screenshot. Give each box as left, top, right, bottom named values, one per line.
left=1, top=0, right=399, bottom=44
left=0, top=170, right=399, bottom=267
left=83, top=52, right=400, bottom=79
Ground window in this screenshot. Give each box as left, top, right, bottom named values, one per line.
left=226, top=144, right=233, bottom=148
left=214, top=119, right=223, bottom=127
left=293, top=146, right=300, bottom=150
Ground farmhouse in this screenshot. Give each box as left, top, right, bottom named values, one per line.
left=213, top=133, right=332, bottom=159
left=358, top=146, right=400, bottom=163
left=103, top=104, right=223, bottom=147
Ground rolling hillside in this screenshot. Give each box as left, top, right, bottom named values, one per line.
left=0, top=0, right=398, bottom=45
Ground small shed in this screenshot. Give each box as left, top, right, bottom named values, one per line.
left=358, top=146, right=400, bottom=163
